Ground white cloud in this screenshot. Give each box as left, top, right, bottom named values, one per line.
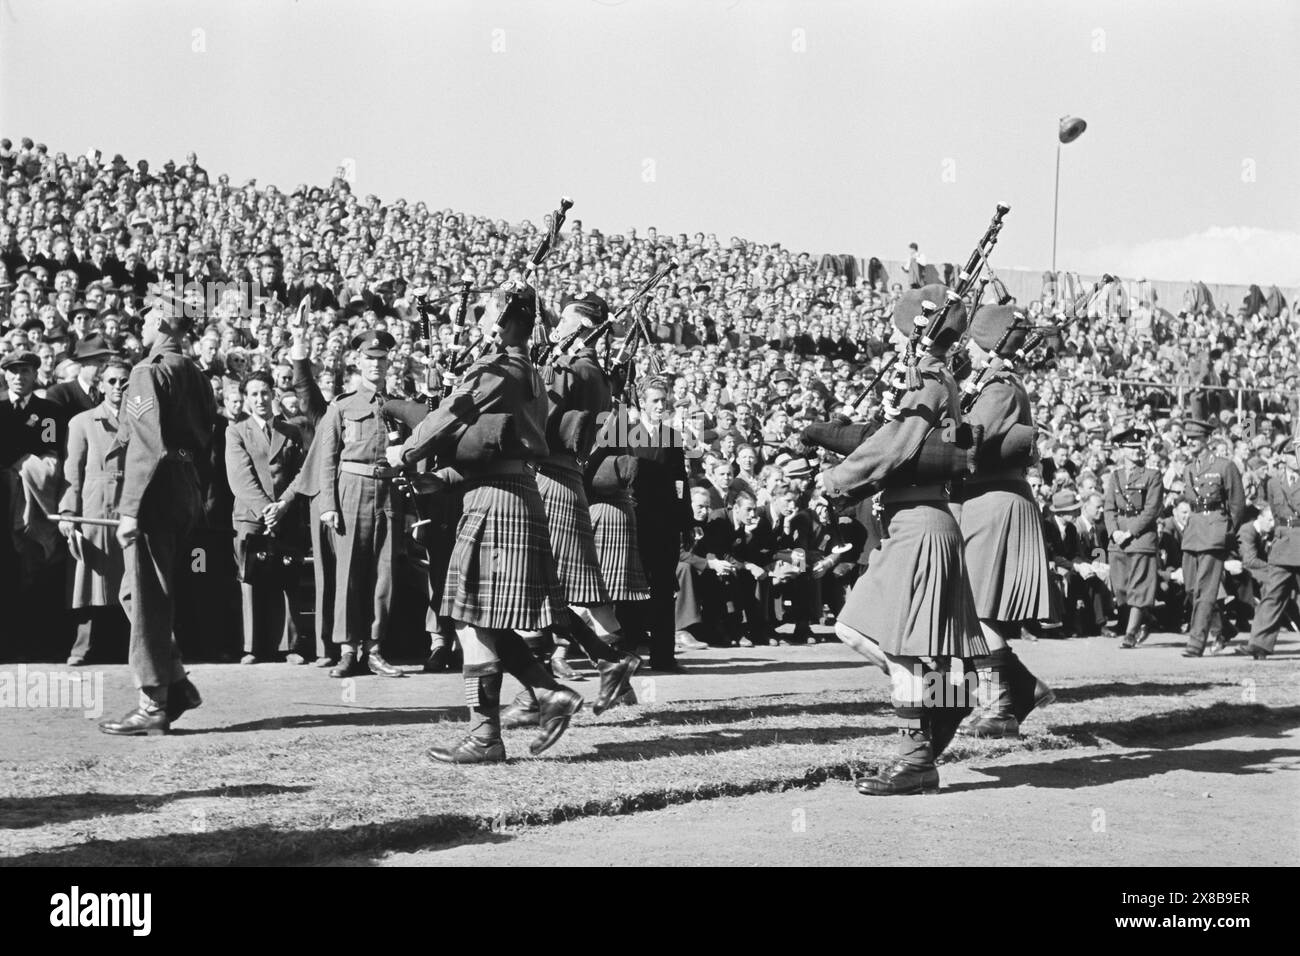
left=1074, top=227, right=1300, bottom=288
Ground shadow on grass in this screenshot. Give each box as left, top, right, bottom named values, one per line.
left=198, top=706, right=466, bottom=735
left=0, top=815, right=515, bottom=867
left=0, top=784, right=311, bottom=830
left=619, top=698, right=892, bottom=728
left=1050, top=681, right=1225, bottom=704
left=567, top=723, right=892, bottom=764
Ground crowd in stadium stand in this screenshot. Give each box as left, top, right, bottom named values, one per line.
left=1, top=135, right=1295, bottom=666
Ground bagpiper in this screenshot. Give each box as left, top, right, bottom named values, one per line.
left=954, top=303, right=1055, bottom=738
left=392, top=280, right=583, bottom=763
left=822, top=286, right=987, bottom=796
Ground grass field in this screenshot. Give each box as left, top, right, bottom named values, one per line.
left=2, top=636, right=1297, bottom=866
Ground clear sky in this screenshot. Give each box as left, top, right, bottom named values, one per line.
left=2, top=0, right=1297, bottom=284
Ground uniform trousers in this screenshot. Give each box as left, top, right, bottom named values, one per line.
left=1182, top=550, right=1225, bottom=652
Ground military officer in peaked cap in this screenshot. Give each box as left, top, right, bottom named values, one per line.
left=1104, top=423, right=1164, bottom=649
left=316, top=329, right=407, bottom=678
left=1178, top=418, right=1245, bottom=657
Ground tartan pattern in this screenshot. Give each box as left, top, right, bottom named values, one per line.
left=440, top=474, right=567, bottom=630
left=960, top=486, right=1054, bottom=622
left=839, top=502, right=987, bottom=659
left=590, top=497, right=651, bottom=601
left=536, top=466, right=611, bottom=605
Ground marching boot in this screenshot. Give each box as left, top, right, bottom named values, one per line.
left=165, top=677, right=203, bottom=724
left=856, top=728, right=939, bottom=796
left=929, top=706, right=973, bottom=760
left=424, top=642, right=453, bottom=673
left=428, top=668, right=506, bottom=764
left=497, top=632, right=585, bottom=755
left=593, top=654, right=641, bottom=715
left=366, top=645, right=406, bottom=678
left=1120, top=606, right=1145, bottom=649
left=1003, top=649, right=1055, bottom=724
left=961, top=653, right=1020, bottom=738
left=99, top=707, right=170, bottom=736
left=530, top=687, right=585, bottom=755
left=101, top=691, right=170, bottom=737
left=329, top=648, right=360, bottom=678
left=550, top=644, right=583, bottom=681
left=499, top=689, right=541, bottom=729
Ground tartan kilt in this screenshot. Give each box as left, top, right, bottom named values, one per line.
left=536, top=465, right=610, bottom=605
left=838, top=502, right=987, bottom=658
left=440, top=473, right=567, bottom=630
left=590, top=495, right=651, bottom=601
left=959, top=483, right=1054, bottom=623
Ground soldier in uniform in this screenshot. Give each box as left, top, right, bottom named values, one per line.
left=315, top=330, right=405, bottom=678
left=1104, top=424, right=1164, bottom=649
left=503, top=292, right=641, bottom=724
left=392, top=280, right=583, bottom=763
left=1240, top=441, right=1300, bottom=659
left=954, top=303, right=1055, bottom=738
left=1178, top=418, right=1246, bottom=657
left=823, top=287, right=987, bottom=796
left=100, top=300, right=215, bottom=735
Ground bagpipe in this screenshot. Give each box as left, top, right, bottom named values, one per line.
left=850, top=203, right=1010, bottom=423
left=411, top=273, right=491, bottom=402
left=540, top=258, right=681, bottom=378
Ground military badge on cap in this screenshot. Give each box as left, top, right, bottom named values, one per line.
left=349, top=330, right=397, bottom=357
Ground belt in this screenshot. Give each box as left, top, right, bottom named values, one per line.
left=161, top=448, right=196, bottom=463
left=1278, top=516, right=1300, bottom=528
left=1191, top=502, right=1223, bottom=513
left=340, top=461, right=403, bottom=479
left=880, top=483, right=948, bottom=505
left=461, top=459, right=533, bottom=478
left=1117, top=509, right=1140, bottom=517
left=967, top=467, right=1027, bottom=485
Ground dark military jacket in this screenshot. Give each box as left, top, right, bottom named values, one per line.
left=1263, top=468, right=1300, bottom=567
left=1179, top=453, right=1246, bottom=552
left=115, top=338, right=217, bottom=519
left=1103, top=465, right=1163, bottom=554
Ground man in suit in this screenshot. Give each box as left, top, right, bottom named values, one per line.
left=1042, top=489, right=1085, bottom=636
left=45, top=331, right=114, bottom=425
left=1, top=348, right=65, bottom=661
left=225, top=371, right=309, bottom=664
left=58, top=357, right=131, bottom=665
left=1074, top=491, right=1113, bottom=635
left=1179, top=418, right=1246, bottom=657
left=625, top=376, right=692, bottom=672
left=99, top=299, right=217, bottom=735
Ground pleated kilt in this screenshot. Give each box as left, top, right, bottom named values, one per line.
left=1108, top=548, right=1157, bottom=607
left=536, top=465, right=611, bottom=605
left=839, top=502, right=987, bottom=658
left=589, top=493, right=651, bottom=601
left=440, top=473, right=567, bottom=630
left=959, top=482, right=1054, bottom=623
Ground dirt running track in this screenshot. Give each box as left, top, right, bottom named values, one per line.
left=364, top=726, right=1300, bottom=866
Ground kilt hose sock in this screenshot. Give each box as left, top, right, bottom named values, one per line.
left=463, top=662, right=504, bottom=742
left=885, top=656, right=935, bottom=770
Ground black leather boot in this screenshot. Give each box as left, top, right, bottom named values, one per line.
left=165, top=677, right=202, bottom=724
left=99, top=707, right=169, bottom=736
left=499, top=689, right=541, bottom=728
left=856, top=729, right=939, bottom=796
left=366, top=646, right=406, bottom=677
left=593, top=655, right=640, bottom=715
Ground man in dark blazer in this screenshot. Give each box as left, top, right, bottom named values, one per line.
left=45, top=332, right=113, bottom=425
left=1043, top=489, right=1085, bottom=636
left=224, top=371, right=308, bottom=663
